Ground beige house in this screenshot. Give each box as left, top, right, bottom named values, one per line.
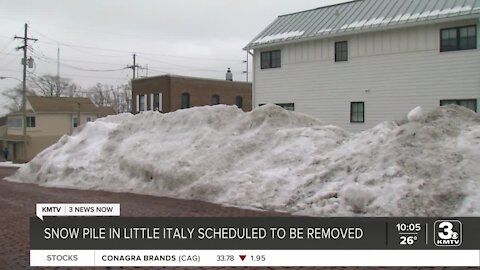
left=1, top=96, right=115, bottom=162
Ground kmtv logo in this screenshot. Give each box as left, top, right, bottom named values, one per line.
left=434, top=220, right=462, bottom=247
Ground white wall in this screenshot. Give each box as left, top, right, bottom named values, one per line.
left=253, top=19, right=480, bottom=132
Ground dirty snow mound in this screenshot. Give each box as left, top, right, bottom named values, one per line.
left=11, top=104, right=480, bottom=216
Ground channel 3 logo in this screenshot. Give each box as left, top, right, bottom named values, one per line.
left=434, top=220, right=462, bottom=247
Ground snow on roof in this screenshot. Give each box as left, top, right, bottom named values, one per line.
left=245, top=0, right=480, bottom=49
left=10, top=104, right=480, bottom=217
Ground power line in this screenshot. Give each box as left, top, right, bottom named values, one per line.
left=30, top=27, right=243, bottom=63
left=29, top=49, right=128, bottom=73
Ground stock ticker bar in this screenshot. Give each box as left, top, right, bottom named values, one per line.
left=30, top=217, right=480, bottom=267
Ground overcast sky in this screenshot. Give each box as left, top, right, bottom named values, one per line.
left=0, top=0, right=348, bottom=114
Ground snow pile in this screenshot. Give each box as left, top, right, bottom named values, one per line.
left=407, top=106, right=423, bottom=122
left=11, top=104, right=480, bottom=216
left=0, top=161, right=24, bottom=168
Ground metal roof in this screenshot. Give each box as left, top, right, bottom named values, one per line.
left=245, top=0, right=480, bottom=49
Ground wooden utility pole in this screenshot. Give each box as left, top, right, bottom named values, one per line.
left=14, top=23, right=38, bottom=162
left=127, top=53, right=139, bottom=80
left=57, top=47, right=60, bottom=88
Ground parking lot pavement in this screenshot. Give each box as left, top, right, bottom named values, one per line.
left=0, top=167, right=468, bottom=270
left=0, top=167, right=290, bottom=270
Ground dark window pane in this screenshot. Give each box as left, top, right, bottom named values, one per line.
left=275, top=103, right=294, bottom=111
left=26, top=116, right=35, bottom=128
left=138, top=95, right=145, bottom=111
left=441, top=99, right=477, bottom=112
left=261, top=52, right=271, bottom=69
left=441, top=26, right=476, bottom=52
left=153, top=94, right=160, bottom=110
left=261, top=50, right=281, bottom=69
left=181, top=93, right=190, bottom=109
left=235, top=96, right=243, bottom=109
left=441, top=28, right=458, bottom=51
left=459, top=100, right=476, bottom=111
left=351, top=102, right=364, bottom=123
left=459, top=26, right=477, bottom=50
left=211, top=95, right=220, bottom=105
left=271, top=50, right=281, bottom=68
left=335, top=41, right=348, bottom=62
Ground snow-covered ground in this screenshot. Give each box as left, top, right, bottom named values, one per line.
left=0, top=161, right=25, bottom=168
left=9, top=104, right=480, bottom=216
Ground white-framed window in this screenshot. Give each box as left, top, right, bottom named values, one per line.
left=261, top=50, right=281, bottom=69
left=72, top=116, right=79, bottom=128
left=26, top=116, right=36, bottom=128
left=7, top=117, right=22, bottom=128
left=151, top=93, right=162, bottom=111
left=440, top=99, right=477, bottom=112
left=350, top=102, right=365, bottom=123
left=139, top=95, right=146, bottom=111
left=335, top=41, right=348, bottom=62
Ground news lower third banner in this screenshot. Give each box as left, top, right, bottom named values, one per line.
left=30, top=214, right=480, bottom=267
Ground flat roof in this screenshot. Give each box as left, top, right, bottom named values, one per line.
left=133, top=74, right=252, bottom=85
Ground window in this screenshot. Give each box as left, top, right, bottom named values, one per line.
left=138, top=95, right=145, bottom=111
left=26, top=116, right=35, bottom=128
left=351, top=102, right=364, bottom=123
left=235, top=96, right=243, bottom=109
left=259, top=103, right=295, bottom=111
left=153, top=93, right=160, bottom=111
left=335, top=41, right=348, bottom=62
left=72, top=117, right=79, bottom=128
left=7, top=117, right=22, bottom=128
left=86, top=117, right=92, bottom=122
left=211, top=95, right=220, bottom=105
left=441, top=25, right=477, bottom=52
left=181, top=93, right=190, bottom=109
left=261, top=50, right=281, bottom=69
left=440, top=99, right=477, bottom=112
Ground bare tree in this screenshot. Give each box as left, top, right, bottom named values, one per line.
left=1, top=84, right=36, bottom=113
left=29, top=74, right=81, bottom=97
left=87, top=82, right=131, bottom=113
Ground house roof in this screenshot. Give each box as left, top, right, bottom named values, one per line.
left=245, top=0, right=480, bottom=49
left=10, top=96, right=116, bottom=115
left=96, top=106, right=117, bottom=117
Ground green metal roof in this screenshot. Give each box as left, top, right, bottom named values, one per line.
left=245, top=0, right=480, bottom=49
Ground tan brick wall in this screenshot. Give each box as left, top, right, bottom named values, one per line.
left=132, top=75, right=252, bottom=113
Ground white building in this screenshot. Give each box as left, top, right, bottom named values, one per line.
left=244, top=0, right=480, bottom=132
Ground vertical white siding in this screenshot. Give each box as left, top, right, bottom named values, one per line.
left=253, top=20, right=480, bottom=132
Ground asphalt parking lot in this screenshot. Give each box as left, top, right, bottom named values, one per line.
left=0, top=167, right=472, bottom=270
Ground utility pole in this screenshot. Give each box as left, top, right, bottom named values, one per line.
left=126, top=53, right=139, bottom=80
left=57, top=47, right=60, bottom=88
left=14, top=23, right=37, bottom=162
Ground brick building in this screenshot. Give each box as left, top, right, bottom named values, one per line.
left=132, top=74, right=252, bottom=113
